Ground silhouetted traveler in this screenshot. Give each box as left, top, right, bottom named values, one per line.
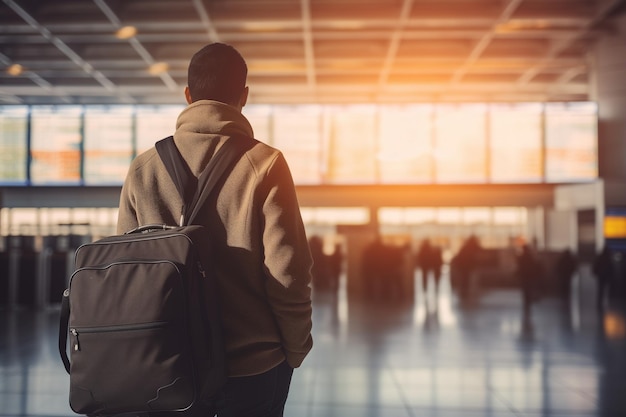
left=117, top=43, right=313, bottom=417
left=556, top=249, right=577, bottom=303
left=327, top=242, right=343, bottom=292
left=310, top=235, right=332, bottom=291
left=416, top=239, right=433, bottom=292
left=592, top=246, right=614, bottom=310
left=362, top=236, right=405, bottom=300
left=416, top=239, right=444, bottom=295
left=455, top=235, right=481, bottom=301
left=517, top=244, right=538, bottom=311
left=362, top=236, right=390, bottom=299
left=431, top=245, right=444, bottom=294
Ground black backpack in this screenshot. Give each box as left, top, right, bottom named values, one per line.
left=58, top=135, right=254, bottom=415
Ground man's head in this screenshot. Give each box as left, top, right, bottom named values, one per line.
left=185, top=43, right=248, bottom=109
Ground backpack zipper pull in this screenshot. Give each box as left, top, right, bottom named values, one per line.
left=179, top=204, right=186, bottom=227
left=70, top=328, right=80, bottom=351
left=197, top=261, right=206, bottom=278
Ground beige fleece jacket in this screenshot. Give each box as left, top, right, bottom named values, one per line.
left=117, top=100, right=313, bottom=376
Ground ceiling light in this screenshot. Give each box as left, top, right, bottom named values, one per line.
left=148, top=62, right=169, bottom=75
left=6, top=64, right=23, bottom=76
left=495, top=20, right=551, bottom=33
left=116, top=25, right=137, bottom=39
left=326, top=20, right=366, bottom=30
left=240, top=21, right=296, bottom=32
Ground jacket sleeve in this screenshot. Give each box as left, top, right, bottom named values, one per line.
left=260, top=152, right=313, bottom=368
left=116, top=170, right=139, bottom=235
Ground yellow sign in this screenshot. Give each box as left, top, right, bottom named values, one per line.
left=604, top=216, right=626, bottom=238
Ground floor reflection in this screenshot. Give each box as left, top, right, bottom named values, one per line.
left=1, top=267, right=625, bottom=417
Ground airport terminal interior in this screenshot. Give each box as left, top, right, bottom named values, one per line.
left=2, top=0, right=626, bottom=416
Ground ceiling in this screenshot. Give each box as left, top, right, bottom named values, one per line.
left=0, top=0, right=625, bottom=106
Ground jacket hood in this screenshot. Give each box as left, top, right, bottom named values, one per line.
left=173, top=100, right=254, bottom=176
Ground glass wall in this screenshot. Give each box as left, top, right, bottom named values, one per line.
left=0, top=102, right=598, bottom=186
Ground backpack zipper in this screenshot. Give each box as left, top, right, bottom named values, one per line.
left=70, top=321, right=169, bottom=351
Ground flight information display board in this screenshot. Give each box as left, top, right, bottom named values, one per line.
left=545, top=102, right=598, bottom=182
left=489, top=103, right=543, bottom=183
left=30, top=106, right=82, bottom=184
left=83, top=106, right=134, bottom=184
left=326, top=105, right=378, bottom=183
left=0, top=106, right=28, bottom=184
left=135, top=105, right=183, bottom=155
left=271, top=106, right=323, bottom=184
left=243, top=105, right=272, bottom=142
left=0, top=102, right=599, bottom=187
left=378, top=105, right=433, bottom=183
left=434, top=104, right=487, bottom=183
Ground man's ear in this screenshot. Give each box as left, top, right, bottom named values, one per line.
left=240, top=86, right=249, bottom=109
left=184, top=86, right=193, bottom=104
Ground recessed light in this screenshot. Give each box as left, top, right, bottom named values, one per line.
left=148, top=62, right=169, bottom=75
left=116, top=26, right=137, bottom=39
left=6, top=64, right=23, bottom=76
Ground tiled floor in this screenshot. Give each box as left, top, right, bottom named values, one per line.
left=2, top=266, right=626, bottom=417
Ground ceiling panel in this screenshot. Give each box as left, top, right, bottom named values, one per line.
left=0, top=0, right=624, bottom=105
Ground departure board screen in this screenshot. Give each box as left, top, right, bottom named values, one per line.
left=545, top=102, right=598, bottom=182
left=135, top=105, right=183, bottom=154
left=0, top=102, right=600, bottom=187
left=271, top=106, right=323, bottom=184
left=0, top=106, right=28, bottom=184
left=326, top=105, right=377, bottom=184
left=243, top=105, right=272, bottom=142
left=83, top=106, right=134, bottom=184
left=489, top=103, right=543, bottom=183
left=30, top=106, right=82, bottom=184
left=378, top=105, right=433, bottom=183
left=434, top=104, right=487, bottom=183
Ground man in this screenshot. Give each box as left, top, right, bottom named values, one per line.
left=593, top=246, right=614, bottom=310
left=117, top=43, right=313, bottom=417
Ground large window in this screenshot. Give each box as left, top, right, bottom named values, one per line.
left=0, top=102, right=598, bottom=186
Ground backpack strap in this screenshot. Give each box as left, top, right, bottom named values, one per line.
left=155, top=136, right=196, bottom=222
left=156, top=135, right=256, bottom=226
left=59, top=288, right=71, bottom=373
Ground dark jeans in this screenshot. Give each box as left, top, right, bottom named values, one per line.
left=149, top=361, right=294, bottom=417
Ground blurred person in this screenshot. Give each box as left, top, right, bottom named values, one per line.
left=431, top=245, right=444, bottom=295
left=517, top=244, right=538, bottom=312
left=416, top=238, right=444, bottom=296
left=327, top=242, right=343, bottom=293
left=454, top=235, right=481, bottom=302
left=362, top=234, right=387, bottom=299
left=593, top=246, right=614, bottom=311
left=309, top=235, right=332, bottom=291
left=117, top=43, right=313, bottom=417
left=416, top=238, right=433, bottom=293
left=555, top=248, right=578, bottom=304
left=361, top=235, right=406, bottom=301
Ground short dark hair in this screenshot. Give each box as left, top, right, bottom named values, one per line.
left=187, top=43, right=247, bottom=105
